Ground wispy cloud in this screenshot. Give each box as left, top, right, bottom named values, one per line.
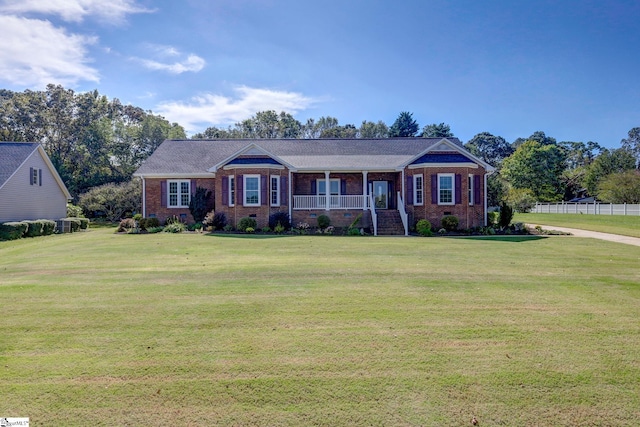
left=0, top=0, right=151, bottom=23
left=156, top=86, right=318, bottom=132
left=0, top=15, right=99, bottom=87
left=133, top=46, right=206, bottom=74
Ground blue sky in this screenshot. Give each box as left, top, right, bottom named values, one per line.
left=0, top=0, right=638, bottom=148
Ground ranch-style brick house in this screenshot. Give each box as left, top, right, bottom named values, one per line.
left=0, top=141, right=72, bottom=223
left=133, top=137, right=495, bottom=235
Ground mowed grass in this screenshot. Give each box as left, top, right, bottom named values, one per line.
left=516, top=213, right=640, bottom=238
left=1, top=230, right=639, bottom=426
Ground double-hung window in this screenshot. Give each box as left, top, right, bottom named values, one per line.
left=270, top=176, right=280, bottom=206
left=438, top=173, right=454, bottom=205
left=413, top=174, right=424, bottom=206
left=244, top=175, right=260, bottom=206
left=168, top=180, right=191, bottom=208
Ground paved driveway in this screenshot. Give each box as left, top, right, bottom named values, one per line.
left=529, top=224, right=640, bottom=247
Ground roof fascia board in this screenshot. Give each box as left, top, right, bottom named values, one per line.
left=133, top=173, right=215, bottom=179
left=402, top=138, right=495, bottom=172
left=408, top=163, right=479, bottom=169
left=223, top=164, right=285, bottom=171
left=36, top=145, right=73, bottom=200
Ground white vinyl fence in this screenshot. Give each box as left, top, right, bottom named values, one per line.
left=533, top=202, right=640, bottom=216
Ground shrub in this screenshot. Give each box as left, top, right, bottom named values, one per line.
left=188, top=222, right=203, bottom=231
left=317, top=214, right=331, bottom=230
left=295, top=222, right=310, bottom=234
left=274, top=222, right=285, bottom=234
left=24, top=220, right=44, bottom=237
left=0, top=222, right=28, bottom=240
left=499, top=202, right=514, bottom=228
left=347, top=227, right=362, bottom=236
left=441, top=215, right=459, bottom=231
left=165, top=215, right=182, bottom=226
left=77, top=179, right=141, bottom=222
left=41, top=220, right=56, bottom=235
left=269, top=212, right=291, bottom=230
left=504, top=188, right=536, bottom=213
left=117, top=218, right=136, bottom=232
left=140, top=217, right=160, bottom=230
left=163, top=222, right=186, bottom=233
left=261, top=226, right=271, bottom=233
left=147, top=226, right=164, bottom=234
left=349, top=213, right=362, bottom=229
left=66, top=203, right=84, bottom=218
left=223, top=225, right=234, bottom=232
left=211, top=213, right=228, bottom=230
left=416, top=219, right=432, bottom=237
left=238, top=217, right=257, bottom=232
left=245, top=227, right=255, bottom=234
left=189, top=187, right=212, bottom=223
left=487, top=211, right=499, bottom=226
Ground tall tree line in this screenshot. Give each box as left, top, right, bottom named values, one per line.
left=0, top=85, right=185, bottom=197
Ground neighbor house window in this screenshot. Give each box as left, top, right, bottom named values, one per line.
left=468, top=175, right=474, bottom=205
left=244, top=175, right=260, bottom=206
left=229, top=175, right=235, bottom=207
left=317, top=179, right=340, bottom=196
left=168, top=180, right=191, bottom=208
left=270, top=176, right=280, bottom=206
left=438, top=173, right=454, bottom=205
left=413, top=174, right=424, bottom=206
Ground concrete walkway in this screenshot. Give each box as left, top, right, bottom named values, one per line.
left=528, top=224, right=640, bottom=247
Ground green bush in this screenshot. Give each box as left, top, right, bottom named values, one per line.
left=347, top=227, right=362, bottom=236
left=163, top=222, right=186, bottom=233
left=269, top=212, right=290, bottom=230
left=117, top=218, right=136, bottom=232
left=245, top=227, right=255, bottom=234
left=261, top=226, right=271, bottom=233
left=416, top=219, right=433, bottom=237
left=41, top=220, right=56, bottom=235
left=274, top=223, right=285, bottom=234
left=140, top=217, right=160, bottom=230
left=189, top=187, right=212, bottom=223
left=66, top=203, right=84, bottom=218
left=441, top=215, right=459, bottom=231
left=499, top=202, right=514, bottom=228
left=238, top=217, right=257, bottom=232
left=487, top=211, right=499, bottom=226
left=24, top=220, right=44, bottom=237
left=0, top=222, right=28, bottom=240
left=317, top=214, right=331, bottom=230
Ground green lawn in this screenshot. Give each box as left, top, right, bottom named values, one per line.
left=516, top=213, right=640, bottom=238
left=1, top=229, right=639, bottom=426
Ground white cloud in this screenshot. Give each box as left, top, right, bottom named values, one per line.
left=156, top=86, right=317, bottom=132
left=136, top=54, right=206, bottom=74
left=0, top=0, right=150, bottom=23
left=0, top=15, right=99, bottom=87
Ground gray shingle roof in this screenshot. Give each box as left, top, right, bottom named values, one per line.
left=133, top=137, right=475, bottom=176
left=0, top=142, right=39, bottom=188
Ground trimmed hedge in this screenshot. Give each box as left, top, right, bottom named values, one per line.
left=0, top=222, right=28, bottom=240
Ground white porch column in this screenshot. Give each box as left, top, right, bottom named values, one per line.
left=362, top=171, right=368, bottom=210
left=484, top=174, right=488, bottom=226
left=288, top=169, right=293, bottom=221
left=325, top=171, right=330, bottom=211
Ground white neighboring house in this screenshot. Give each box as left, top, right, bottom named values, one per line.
left=0, top=142, right=72, bottom=222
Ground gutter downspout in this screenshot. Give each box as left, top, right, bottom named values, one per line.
left=141, top=177, right=146, bottom=218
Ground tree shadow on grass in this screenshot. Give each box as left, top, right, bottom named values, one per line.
left=450, top=235, right=548, bottom=243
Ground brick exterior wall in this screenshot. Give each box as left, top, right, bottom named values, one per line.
left=142, top=166, right=487, bottom=231
left=405, top=166, right=486, bottom=230
left=215, top=167, right=289, bottom=229
left=144, top=177, right=215, bottom=224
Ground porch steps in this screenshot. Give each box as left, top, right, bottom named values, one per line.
left=376, top=210, right=405, bottom=235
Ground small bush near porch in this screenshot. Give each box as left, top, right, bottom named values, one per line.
left=1, top=230, right=639, bottom=426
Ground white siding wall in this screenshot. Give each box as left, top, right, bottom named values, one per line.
left=0, top=151, right=68, bottom=222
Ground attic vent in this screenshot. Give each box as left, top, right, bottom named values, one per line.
left=432, top=143, right=450, bottom=151
left=244, top=147, right=266, bottom=155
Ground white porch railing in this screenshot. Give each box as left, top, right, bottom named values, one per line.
left=533, top=202, right=640, bottom=216
left=397, top=191, right=408, bottom=236
left=293, top=195, right=370, bottom=210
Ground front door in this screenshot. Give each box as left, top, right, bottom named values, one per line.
left=373, top=181, right=388, bottom=209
